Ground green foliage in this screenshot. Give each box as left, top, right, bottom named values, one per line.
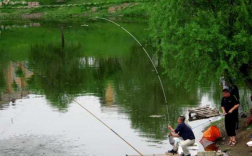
left=149, top=0, right=252, bottom=89
left=0, top=1, right=150, bottom=21
left=122, top=3, right=149, bottom=17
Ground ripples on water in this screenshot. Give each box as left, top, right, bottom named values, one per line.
left=0, top=21, right=251, bottom=156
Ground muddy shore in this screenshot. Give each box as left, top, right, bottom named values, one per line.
left=209, top=113, right=252, bottom=156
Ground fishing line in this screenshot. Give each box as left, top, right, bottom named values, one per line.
left=86, top=17, right=170, bottom=123
left=0, top=54, right=144, bottom=156
left=191, top=115, right=225, bottom=129
left=1, top=18, right=171, bottom=155
left=191, top=119, right=213, bottom=129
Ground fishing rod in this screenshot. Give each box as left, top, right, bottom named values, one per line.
left=1, top=18, right=170, bottom=155
left=85, top=17, right=170, bottom=123
left=94, top=16, right=233, bottom=135
left=191, top=114, right=226, bottom=129
left=0, top=54, right=144, bottom=156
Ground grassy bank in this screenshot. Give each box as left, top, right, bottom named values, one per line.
left=0, top=0, right=150, bottom=22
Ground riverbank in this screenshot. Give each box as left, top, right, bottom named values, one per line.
left=0, top=1, right=150, bottom=22
left=206, top=113, right=252, bottom=156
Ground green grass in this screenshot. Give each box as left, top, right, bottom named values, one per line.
left=0, top=21, right=148, bottom=60
left=1, top=0, right=149, bottom=5
left=122, top=3, right=149, bottom=17
left=0, top=1, right=151, bottom=21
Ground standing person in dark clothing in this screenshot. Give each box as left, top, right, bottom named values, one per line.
left=221, top=89, right=240, bottom=147
left=219, top=76, right=246, bottom=118
left=166, top=116, right=195, bottom=156
left=229, top=84, right=247, bottom=118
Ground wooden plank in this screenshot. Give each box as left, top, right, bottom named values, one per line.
left=194, top=113, right=219, bottom=118
left=197, top=107, right=210, bottom=110
left=188, top=107, right=209, bottom=111
left=189, top=109, right=213, bottom=113
left=127, top=151, right=217, bottom=156
left=197, top=108, right=213, bottom=111
left=197, top=112, right=208, bottom=116
left=188, top=106, right=220, bottom=121
left=198, top=114, right=218, bottom=117
left=190, top=108, right=209, bottom=112
left=205, top=114, right=219, bottom=117
left=191, top=110, right=206, bottom=112
left=198, top=113, right=218, bottom=117
left=197, top=151, right=216, bottom=156
left=126, top=154, right=179, bottom=156
left=197, top=111, right=219, bottom=114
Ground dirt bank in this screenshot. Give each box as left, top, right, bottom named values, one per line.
left=212, top=113, right=252, bottom=156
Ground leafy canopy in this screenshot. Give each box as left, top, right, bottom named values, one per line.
left=149, top=0, right=252, bottom=88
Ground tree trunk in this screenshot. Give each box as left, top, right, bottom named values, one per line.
left=61, top=25, right=65, bottom=49
left=207, top=0, right=216, bottom=18
left=244, top=79, right=252, bottom=91
left=240, top=64, right=252, bottom=91
left=229, top=0, right=235, bottom=38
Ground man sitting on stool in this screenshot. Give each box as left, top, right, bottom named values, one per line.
left=167, top=116, right=195, bottom=156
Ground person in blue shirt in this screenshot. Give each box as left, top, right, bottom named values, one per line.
left=166, top=116, right=195, bottom=156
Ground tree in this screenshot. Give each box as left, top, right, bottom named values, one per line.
left=149, top=0, right=252, bottom=89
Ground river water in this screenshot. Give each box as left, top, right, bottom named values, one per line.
left=0, top=20, right=251, bottom=156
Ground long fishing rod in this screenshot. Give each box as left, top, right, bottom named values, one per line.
left=191, top=114, right=225, bottom=129
left=191, top=119, right=214, bottom=130
left=0, top=54, right=144, bottom=156
left=1, top=18, right=170, bottom=155
left=87, top=17, right=228, bottom=137
left=86, top=17, right=170, bottom=123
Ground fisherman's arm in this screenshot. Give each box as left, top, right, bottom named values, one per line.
left=169, top=132, right=180, bottom=137
left=228, top=104, right=240, bottom=113
left=168, top=125, right=175, bottom=133
left=168, top=126, right=180, bottom=137
left=221, top=98, right=226, bottom=115
left=221, top=107, right=226, bottom=115
left=229, top=96, right=240, bottom=113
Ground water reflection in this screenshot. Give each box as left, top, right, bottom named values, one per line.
left=28, top=43, right=85, bottom=108
left=105, top=83, right=115, bottom=105
left=0, top=21, right=251, bottom=155
left=27, top=41, right=207, bottom=140
left=0, top=61, right=31, bottom=109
